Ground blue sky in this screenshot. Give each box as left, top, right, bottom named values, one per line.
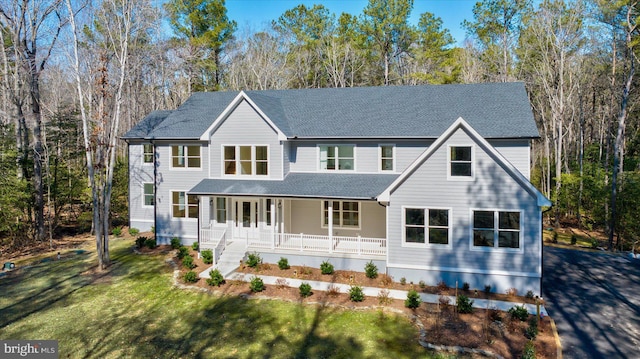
left=226, top=0, right=476, bottom=45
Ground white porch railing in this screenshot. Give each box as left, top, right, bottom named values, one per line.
left=200, top=227, right=227, bottom=265
left=249, top=231, right=386, bottom=256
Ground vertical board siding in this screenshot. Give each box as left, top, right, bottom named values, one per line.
left=128, top=142, right=155, bottom=232
left=209, top=100, right=283, bottom=179
left=388, top=128, right=541, bottom=276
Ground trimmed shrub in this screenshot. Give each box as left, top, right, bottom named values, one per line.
left=135, top=236, right=147, bottom=248
left=521, top=340, right=536, bottom=359
left=192, top=242, right=199, bottom=251
left=182, top=255, right=195, bottom=269
left=299, top=282, right=312, bottom=298
left=462, top=282, right=470, bottom=291
left=508, top=305, right=529, bottom=321
left=111, top=226, right=122, bottom=237
left=405, top=289, right=422, bottom=309
left=484, top=285, right=492, bottom=294
left=206, top=269, right=225, bottom=286
left=170, top=237, right=181, bottom=249
left=177, top=246, right=189, bottom=260
left=525, top=316, right=539, bottom=339
left=184, top=271, right=198, bottom=283
left=278, top=257, right=290, bottom=270
left=349, top=285, right=364, bottom=302
left=320, top=260, right=334, bottom=275
left=250, top=276, right=265, bottom=292
left=400, top=277, right=407, bottom=285
left=419, top=280, right=426, bottom=289
left=364, top=261, right=378, bottom=279
left=456, top=295, right=474, bottom=313
left=201, top=249, right=213, bottom=265
left=128, top=227, right=140, bottom=236
left=246, top=253, right=261, bottom=268
left=525, top=290, right=535, bottom=299
left=144, top=237, right=157, bottom=249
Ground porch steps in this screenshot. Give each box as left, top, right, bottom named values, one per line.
left=199, top=240, right=247, bottom=279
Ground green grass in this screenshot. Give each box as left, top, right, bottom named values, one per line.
left=0, top=238, right=453, bottom=359
left=543, top=229, right=598, bottom=248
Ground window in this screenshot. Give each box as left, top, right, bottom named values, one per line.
left=215, top=197, right=227, bottom=223
left=172, top=192, right=198, bottom=218
left=380, top=145, right=394, bottom=171
left=473, top=210, right=521, bottom=249
left=143, top=144, right=154, bottom=164
left=320, top=145, right=354, bottom=171
left=172, top=145, right=200, bottom=168
left=143, top=183, right=154, bottom=206
left=404, top=208, right=449, bottom=245
left=223, top=145, right=268, bottom=176
left=450, top=146, right=472, bottom=177
left=264, top=198, right=272, bottom=226
left=322, top=201, right=359, bottom=228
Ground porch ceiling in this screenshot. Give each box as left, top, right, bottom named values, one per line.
left=188, top=172, right=399, bottom=200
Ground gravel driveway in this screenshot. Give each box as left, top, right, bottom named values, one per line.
left=542, top=246, right=640, bottom=358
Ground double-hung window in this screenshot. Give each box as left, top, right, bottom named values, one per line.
left=404, top=208, right=449, bottom=245
left=449, top=146, right=472, bottom=177
left=143, top=183, right=154, bottom=206
left=322, top=201, right=359, bottom=228
left=172, top=145, right=200, bottom=168
left=380, top=145, right=394, bottom=171
left=172, top=191, right=198, bottom=218
left=143, top=144, right=154, bottom=164
left=472, top=210, right=521, bottom=249
left=319, top=145, right=354, bottom=171
left=223, top=145, right=268, bottom=176
left=214, top=197, right=227, bottom=223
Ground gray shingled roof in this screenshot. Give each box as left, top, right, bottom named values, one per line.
left=122, top=110, right=172, bottom=139
left=188, top=173, right=399, bottom=199
left=124, top=83, right=539, bottom=140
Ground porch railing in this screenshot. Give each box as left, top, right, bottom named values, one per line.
left=249, top=231, right=386, bottom=256
left=200, top=227, right=227, bottom=265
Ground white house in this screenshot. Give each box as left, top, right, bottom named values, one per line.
left=122, top=83, right=550, bottom=294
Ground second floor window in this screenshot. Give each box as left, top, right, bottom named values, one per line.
left=143, top=144, right=154, bottom=164
left=319, top=145, right=354, bottom=171
left=380, top=145, right=394, bottom=171
left=224, top=145, right=268, bottom=176
left=172, top=145, right=201, bottom=168
left=450, top=146, right=472, bottom=177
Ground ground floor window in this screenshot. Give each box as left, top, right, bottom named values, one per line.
left=473, top=210, right=521, bottom=249
left=143, top=183, right=154, bottom=206
left=322, top=200, right=359, bottom=228
left=215, top=197, right=226, bottom=223
left=172, top=191, right=198, bottom=218
left=404, top=208, right=449, bottom=245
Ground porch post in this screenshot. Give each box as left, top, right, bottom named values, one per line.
left=270, top=198, right=276, bottom=250
left=328, top=200, right=333, bottom=253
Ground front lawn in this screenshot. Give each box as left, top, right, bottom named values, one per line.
left=0, top=238, right=447, bottom=358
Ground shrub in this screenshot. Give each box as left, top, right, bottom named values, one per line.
left=591, top=238, right=599, bottom=249
left=150, top=226, right=155, bottom=233
left=170, top=237, right=181, bottom=249
left=250, top=276, right=264, bottom=292
left=278, top=257, right=290, bottom=270
left=183, top=271, right=198, bottom=283
left=456, top=295, right=474, bottom=313
left=320, top=260, right=334, bottom=275
left=378, top=289, right=392, bottom=305
left=182, top=255, right=195, bottom=269
left=364, top=261, right=378, bottom=278
left=521, top=340, right=536, bottom=359
left=246, top=253, right=261, bottom=268
left=484, top=285, right=492, bottom=294
left=418, top=280, right=426, bottom=289
left=405, top=289, right=422, bottom=309
left=552, top=231, right=558, bottom=243
left=201, top=249, right=213, bottom=265
left=144, top=237, right=157, bottom=249
left=400, top=277, right=407, bottom=285
left=462, top=282, right=470, bottom=291
left=206, top=269, right=225, bottom=286
left=525, top=290, right=535, bottom=299
left=489, top=308, right=503, bottom=322
left=525, top=316, right=539, bottom=339
left=349, top=285, right=365, bottom=302
left=437, top=281, right=449, bottom=293
left=192, top=242, right=199, bottom=251
left=571, top=234, right=577, bottom=245
left=111, top=226, right=122, bottom=237
left=508, top=305, right=529, bottom=321
left=299, top=282, right=312, bottom=298
left=129, top=227, right=140, bottom=236
left=135, top=236, right=147, bottom=248
left=177, top=246, right=189, bottom=259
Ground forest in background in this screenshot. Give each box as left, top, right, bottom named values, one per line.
left=1, top=0, right=639, bottom=258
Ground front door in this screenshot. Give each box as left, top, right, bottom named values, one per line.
left=233, top=199, right=259, bottom=240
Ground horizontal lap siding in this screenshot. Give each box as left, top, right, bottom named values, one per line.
left=209, top=100, right=282, bottom=179
left=129, top=142, right=155, bottom=231
left=490, top=139, right=531, bottom=179
left=388, top=129, right=540, bottom=275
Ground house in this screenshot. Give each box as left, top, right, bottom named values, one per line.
left=122, top=83, right=551, bottom=295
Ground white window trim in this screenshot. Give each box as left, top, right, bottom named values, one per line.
left=212, top=196, right=228, bottom=227
left=401, top=206, right=452, bottom=249
left=171, top=190, right=199, bottom=220
left=170, top=144, right=202, bottom=170
left=263, top=198, right=274, bottom=227
left=221, top=144, right=270, bottom=178
left=447, top=144, right=475, bottom=181
left=142, top=143, right=154, bottom=165
left=320, top=200, right=362, bottom=230
left=469, top=208, right=524, bottom=253
left=317, top=144, right=356, bottom=172
left=378, top=144, right=396, bottom=172
left=142, top=182, right=154, bottom=207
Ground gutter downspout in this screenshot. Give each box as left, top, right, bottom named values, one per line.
left=152, top=140, right=157, bottom=241
left=540, top=205, right=554, bottom=296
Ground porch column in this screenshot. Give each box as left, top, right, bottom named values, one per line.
left=270, top=199, right=276, bottom=250
left=328, top=200, right=333, bottom=253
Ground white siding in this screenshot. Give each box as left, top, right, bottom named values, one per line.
left=490, top=139, right=531, bottom=179
left=128, top=142, right=155, bottom=232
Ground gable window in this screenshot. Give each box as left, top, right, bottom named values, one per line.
left=449, top=146, right=472, bottom=177
left=172, top=191, right=198, bottom=218
left=143, top=183, right=154, bottom=206
left=224, top=145, right=268, bottom=176
left=380, top=145, right=394, bottom=171
left=143, top=144, right=154, bottom=164
left=404, top=208, right=449, bottom=245
left=322, top=201, right=359, bottom=228
left=473, top=210, right=521, bottom=249
left=172, top=145, right=200, bottom=168
left=214, top=197, right=227, bottom=223
left=320, top=145, right=354, bottom=171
